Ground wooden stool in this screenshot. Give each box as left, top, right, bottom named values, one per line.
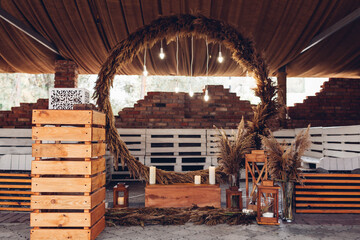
left=113, top=183, right=129, bottom=208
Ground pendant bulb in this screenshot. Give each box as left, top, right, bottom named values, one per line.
left=143, top=65, right=148, bottom=76
left=204, top=89, right=209, bottom=101
left=218, top=44, right=224, bottom=63
left=159, top=47, right=165, bottom=59
left=159, top=40, right=165, bottom=59
left=189, top=85, right=194, bottom=97
left=175, top=80, right=179, bottom=93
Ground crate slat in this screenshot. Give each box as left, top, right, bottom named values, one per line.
left=32, top=158, right=105, bottom=175
left=32, top=127, right=105, bottom=141
left=31, top=202, right=105, bottom=227
left=32, top=173, right=105, bottom=193
left=32, top=143, right=106, bottom=158
left=32, top=110, right=105, bottom=126
left=31, top=187, right=105, bottom=209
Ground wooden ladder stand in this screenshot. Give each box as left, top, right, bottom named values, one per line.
left=245, top=150, right=268, bottom=198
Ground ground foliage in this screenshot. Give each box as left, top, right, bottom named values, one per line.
left=95, top=14, right=282, bottom=183
left=106, top=205, right=256, bottom=227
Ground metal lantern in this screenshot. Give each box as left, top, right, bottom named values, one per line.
left=113, top=183, right=129, bottom=208
left=226, top=186, right=243, bottom=209
left=256, top=180, right=280, bottom=225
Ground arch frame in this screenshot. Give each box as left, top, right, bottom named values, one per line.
left=94, top=14, right=280, bottom=183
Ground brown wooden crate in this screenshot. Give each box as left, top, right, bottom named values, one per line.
left=30, top=216, right=105, bottom=240
left=31, top=187, right=105, bottom=210
left=32, top=143, right=106, bottom=158
left=32, top=127, right=105, bottom=141
left=30, top=202, right=105, bottom=227
left=32, top=110, right=105, bottom=126
left=145, top=184, right=221, bottom=208
left=32, top=173, right=105, bottom=193
left=32, top=158, right=105, bottom=175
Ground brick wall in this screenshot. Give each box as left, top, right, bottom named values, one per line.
left=54, top=60, right=78, bottom=88
left=116, top=85, right=254, bottom=129
left=0, top=99, right=48, bottom=128
left=287, top=78, right=360, bottom=128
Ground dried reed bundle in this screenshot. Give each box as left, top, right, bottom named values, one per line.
left=106, top=206, right=256, bottom=226
left=262, top=125, right=311, bottom=182
left=216, top=118, right=253, bottom=186
left=94, top=14, right=280, bottom=183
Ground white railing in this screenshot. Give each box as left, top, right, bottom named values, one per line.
left=1, top=125, right=359, bottom=173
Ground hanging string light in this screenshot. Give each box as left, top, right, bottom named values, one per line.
left=204, top=37, right=209, bottom=101
left=189, top=36, right=194, bottom=97
left=143, top=46, right=148, bottom=76
left=217, top=43, right=224, bottom=63
left=159, top=39, right=165, bottom=59
left=175, top=35, right=179, bottom=93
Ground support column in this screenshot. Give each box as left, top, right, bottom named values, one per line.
left=54, top=60, right=78, bottom=88
left=277, top=66, right=287, bottom=125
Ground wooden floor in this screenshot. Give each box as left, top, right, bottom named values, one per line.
left=0, top=212, right=29, bottom=223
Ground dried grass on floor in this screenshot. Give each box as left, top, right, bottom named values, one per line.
left=106, top=206, right=256, bottom=227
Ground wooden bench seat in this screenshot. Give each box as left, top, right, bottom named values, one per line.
left=295, top=173, right=360, bottom=213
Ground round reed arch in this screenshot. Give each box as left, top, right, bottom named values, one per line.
left=94, top=14, right=280, bottom=184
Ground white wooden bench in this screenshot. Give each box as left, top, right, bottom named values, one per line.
left=0, top=129, right=33, bottom=171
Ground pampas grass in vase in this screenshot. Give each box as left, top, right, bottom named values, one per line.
left=216, top=117, right=253, bottom=188
left=262, top=125, right=311, bottom=222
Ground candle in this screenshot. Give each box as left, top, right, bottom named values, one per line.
left=194, top=175, right=201, bottom=185
left=117, top=197, right=124, bottom=205
left=149, top=166, right=156, bottom=184
left=209, top=166, right=215, bottom=184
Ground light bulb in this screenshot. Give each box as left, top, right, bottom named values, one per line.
left=143, top=65, right=148, bottom=76
left=189, top=89, right=194, bottom=97
left=217, top=52, right=224, bottom=63
left=159, top=47, right=165, bottom=59
left=204, top=89, right=209, bottom=101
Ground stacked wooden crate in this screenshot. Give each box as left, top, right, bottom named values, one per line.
left=30, top=110, right=106, bottom=240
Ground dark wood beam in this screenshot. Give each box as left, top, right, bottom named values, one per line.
left=0, top=7, right=60, bottom=55
left=301, top=8, right=360, bottom=53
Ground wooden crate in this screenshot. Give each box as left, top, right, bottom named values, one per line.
left=30, top=110, right=106, bottom=240
left=145, top=184, right=221, bottom=208
left=0, top=172, right=33, bottom=211
left=295, top=173, right=360, bottom=213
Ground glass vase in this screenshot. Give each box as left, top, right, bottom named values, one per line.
left=282, top=181, right=294, bottom=222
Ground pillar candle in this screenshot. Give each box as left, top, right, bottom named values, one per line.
left=209, top=166, right=216, bottom=184
left=117, top=197, right=124, bottom=205
left=149, top=166, right=156, bottom=184
left=194, top=175, right=201, bottom=184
